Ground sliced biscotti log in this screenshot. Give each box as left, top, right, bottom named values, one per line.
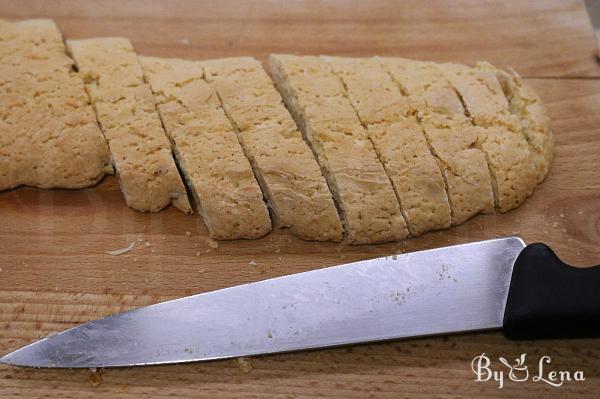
left=139, top=56, right=271, bottom=240
left=380, top=57, right=495, bottom=225
left=0, top=19, right=112, bottom=191
left=441, top=62, right=538, bottom=212
left=202, top=57, right=342, bottom=242
left=66, top=38, right=191, bottom=214
left=475, top=62, right=553, bottom=184
left=269, top=54, right=408, bottom=244
left=324, top=56, right=451, bottom=236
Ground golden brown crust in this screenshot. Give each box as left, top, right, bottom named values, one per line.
left=140, top=55, right=271, bottom=240
left=0, top=19, right=112, bottom=191
left=203, top=57, right=342, bottom=242
left=66, top=38, right=191, bottom=214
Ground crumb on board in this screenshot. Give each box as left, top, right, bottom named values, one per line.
left=206, top=238, right=219, bottom=249
left=88, top=368, right=103, bottom=387
left=275, top=248, right=281, bottom=253
left=196, top=251, right=201, bottom=256
left=249, top=260, right=257, bottom=266
left=145, top=242, right=151, bottom=247
left=236, top=357, right=253, bottom=373
left=181, top=38, right=190, bottom=45
left=106, top=242, right=136, bottom=256
left=185, top=231, right=192, bottom=237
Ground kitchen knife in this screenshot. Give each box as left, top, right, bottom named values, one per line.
left=1, top=237, right=599, bottom=368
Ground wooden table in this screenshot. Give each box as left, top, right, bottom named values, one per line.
left=1, top=1, right=600, bottom=397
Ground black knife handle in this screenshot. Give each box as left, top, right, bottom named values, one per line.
left=503, top=243, right=600, bottom=340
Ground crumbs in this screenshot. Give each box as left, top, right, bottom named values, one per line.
left=88, top=368, right=103, bottom=387
left=236, top=357, right=253, bottom=373
left=106, top=241, right=136, bottom=256
left=206, top=238, right=219, bottom=250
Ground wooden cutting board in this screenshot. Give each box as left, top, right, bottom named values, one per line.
left=1, top=1, right=599, bottom=397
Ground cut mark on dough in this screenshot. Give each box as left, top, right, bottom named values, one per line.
left=450, top=85, right=501, bottom=209
left=140, top=56, right=270, bottom=239
left=201, top=57, right=343, bottom=242
left=443, top=63, right=537, bottom=212
left=206, top=76, right=278, bottom=227
left=380, top=58, right=494, bottom=225
left=324, top=58, right=413, bottom=235
left=269, top=56, right=350, bottom=242
left=270, top=55, right=409, bottom=244
left=379, top=59, right=456, bottom=225
left=478, top=63, right=552, bottom=184
left=66, top=38, right=192, bottom=214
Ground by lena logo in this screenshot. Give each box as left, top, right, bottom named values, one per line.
left=471, top=353, right=585, bottom=389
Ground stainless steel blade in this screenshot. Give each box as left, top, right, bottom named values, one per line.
left=0, top=237, right=525, bottom=368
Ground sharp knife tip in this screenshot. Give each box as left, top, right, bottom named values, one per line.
left=0, top=353, right=17, bottom=366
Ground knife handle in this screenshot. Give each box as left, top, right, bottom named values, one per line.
left=503, top=243, right=600, bottom=340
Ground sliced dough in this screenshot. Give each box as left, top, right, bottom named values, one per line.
left=202, top=57, right=342, bottom=242
left=380, top=57, right=495, bottom=225
left=66, top=38, right=191, bottom=214
left=0, top=19, right=112, bottom=190
left=324, top=56, right=451, bottom=236
left=475, top=62, right=553, bottom=183
left=270, top=54, right=408, bottom=244
left=140, top=56, right=271, bottom=240
left=441, top=62, right=538, bottom=212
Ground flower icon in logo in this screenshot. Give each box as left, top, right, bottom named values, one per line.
left=499, top=353, right=529, bottom=382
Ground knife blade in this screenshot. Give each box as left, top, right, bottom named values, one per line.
left=1, top=236, right=599, bottom=368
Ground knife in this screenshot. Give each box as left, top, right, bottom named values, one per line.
left=1, top=237, right=599, bottom=368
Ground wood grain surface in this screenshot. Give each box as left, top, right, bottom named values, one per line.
left=1, top=1, right=600, bottom=397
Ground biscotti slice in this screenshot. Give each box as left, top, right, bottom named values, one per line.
left=140, top=56, right=271, bottom=240
left=380, top=57, right=495, bottom=225
left=66, top=38, right=191, bottom=214
left=0, top=19, right=112, bottom=191
left=324, top=56, right=451, bottom=236
left=441, top=63, right=538, bottom=212
left=270, top=54, right=408, bottom=244
left=475, top=62, right=553, bottom=184
left=202, top=57, right=342, bottom=241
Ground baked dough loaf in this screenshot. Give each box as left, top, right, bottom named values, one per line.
left=269, top=54, right=409, bottom=244
left=0, top=17, right=552, bottom=244
left=0, top=19, right=112, bottom=190
left=67, top=38, right=191, bottom=214
left=380, top=57, right=495, bottom=225
left=202, top=57, right=343, bottom=242
left=325, top=56, right=451, bottom=236
left=140, top=56, right=271, bottom=240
